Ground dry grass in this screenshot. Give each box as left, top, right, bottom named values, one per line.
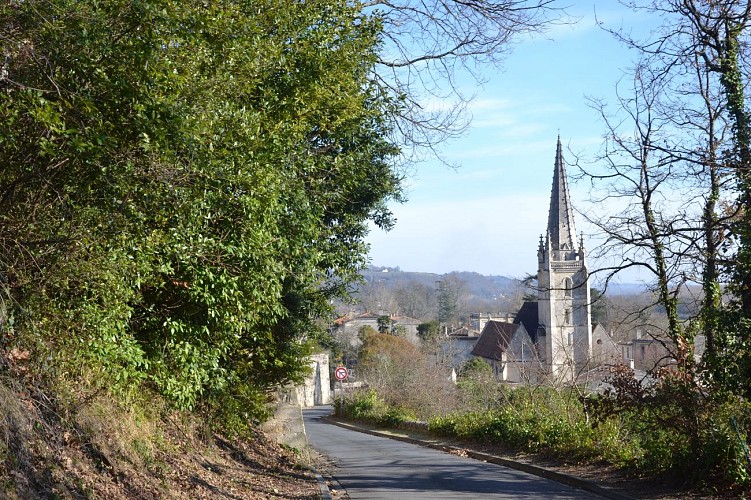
left=0, top=378, right=319, bottom=499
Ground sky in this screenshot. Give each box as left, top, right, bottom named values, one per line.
left=365, top=1, right=655, bottom=280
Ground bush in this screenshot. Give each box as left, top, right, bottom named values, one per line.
left=587, top=367, right=751, bottom=487
left=428, top=391, right=602, bottom=460
left=379, top=407, right=417, bottom=427
left=345, top=367, right=751, bottom=491
left=358, top=333, right=457, bottom=419
left=336, top=390, right=386, bottom=421
left=337, top=390, right=417, bottom=427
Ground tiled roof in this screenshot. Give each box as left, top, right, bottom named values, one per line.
left=447, top=326, right=479, bottom=338
left=513, top=301, right=539, bottom=343
left=333, top=311, right=380, bottom=326
left=391, top=315, right=421, bottom=325
left=471, top=320, right=519, bottom=360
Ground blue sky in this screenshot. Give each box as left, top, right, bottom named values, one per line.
left=366, top=1, right=654, bottom=279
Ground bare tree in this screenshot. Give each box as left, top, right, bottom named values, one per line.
left=356, top=281, right=399, bottom=315
left=365, top=0, right=561, bottom=162
left=393, top=280, right=437, bottom=319
left=579, top=1, right=751, bottom=372
left=581, top=62, right=720, bottom=371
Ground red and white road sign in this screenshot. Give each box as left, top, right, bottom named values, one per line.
left=334, top=366, right=348, bottom=381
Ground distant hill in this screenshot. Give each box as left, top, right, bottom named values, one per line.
left=601, top=282, right=649, bottom=296
left=360, top=266, right=519, bottom=302
left=360, top=266, right=651, bottom=298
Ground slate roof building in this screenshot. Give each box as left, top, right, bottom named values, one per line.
left=472, top=320, right=533, bottom=381
left=471, top=138, right=601, bottom=383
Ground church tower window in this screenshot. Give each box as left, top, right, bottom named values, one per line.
left=564, top=277, right=573, bottom=298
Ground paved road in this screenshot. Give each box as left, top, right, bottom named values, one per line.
left=303, top=406, right=599, bottom=499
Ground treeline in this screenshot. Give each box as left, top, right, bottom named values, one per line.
left=351, top=269, right=525, bottom=323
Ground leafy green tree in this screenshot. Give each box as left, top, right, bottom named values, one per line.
left=437, top=278, right=461, bottom=326
left=0, top=0, right=402, bottom=427
left=416, top=320, right=441, bottom=343
left=459, top=357, right=493, bottom=378
left=392, top=324, right=408, bottom=337
left=358, top=325, right=379, bottom=344
left=377, top=315, right=394, bottom=334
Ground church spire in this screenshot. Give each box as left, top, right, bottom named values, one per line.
left=546, top=136, right=578, bottom=253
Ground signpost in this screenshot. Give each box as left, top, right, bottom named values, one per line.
left=334, top=366, right=348, bottom=407
left=334, top=366, right=348, bottom=381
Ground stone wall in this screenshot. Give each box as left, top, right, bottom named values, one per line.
left=260, top=386, right=308, bottom=450
left=298, top=352, right=331, bottom=407
left=261, top=353, right=332, bottom=449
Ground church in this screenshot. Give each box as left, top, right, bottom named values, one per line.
left=471, top=137, right=615, bottom=383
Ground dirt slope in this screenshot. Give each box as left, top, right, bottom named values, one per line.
left=0, top=379, right=319, bottom=499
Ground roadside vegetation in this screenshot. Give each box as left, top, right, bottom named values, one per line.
left=337, top=360, right=751, bottom=494
left=0, top=0, right=403, bottom=494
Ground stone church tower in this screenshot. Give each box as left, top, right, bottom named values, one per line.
left=536, top=137, right=592, bottom=382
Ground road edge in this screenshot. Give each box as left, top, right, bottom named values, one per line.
left=322, top=416, right=634, bottom=500
left=311, top=468, right=332, bottom=500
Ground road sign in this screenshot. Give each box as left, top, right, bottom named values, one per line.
left=334, top=366, right=348, bottom=381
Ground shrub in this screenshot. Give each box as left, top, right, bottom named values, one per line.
left=378, top=407, right=417, bottom=427
left=587, top=366, right=751, bottom=487
left=336, top=389, right=386, bottom=421
left=358, top=333, right=457, bottom=419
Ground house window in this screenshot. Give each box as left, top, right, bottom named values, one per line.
left=567, top=333, right=573, bottom=345
left=564, top=309, right=571, bottom=325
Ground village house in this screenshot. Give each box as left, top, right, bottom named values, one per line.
left=438, top=326, right=481, bottom=371
left=331, top=310, right=422, bottom=349
left=592, top=323, right=621, bottom=366
left=469, top=312, right=515, bottom=333
left=619, top=330, right=677, bottom=371
left=471, top=319, right=538, bottom=382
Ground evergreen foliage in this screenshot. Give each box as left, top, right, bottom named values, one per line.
left=416, top=320, right=440, bottom=342
left=0, top=0, right=402, bottom=428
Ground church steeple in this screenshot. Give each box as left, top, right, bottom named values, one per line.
left=535, top=136, right=592, bottom=384
left=546, top=136, right=578, bottom=254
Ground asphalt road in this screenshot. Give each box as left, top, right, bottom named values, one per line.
left=303, top=406, right=600, bottom=499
